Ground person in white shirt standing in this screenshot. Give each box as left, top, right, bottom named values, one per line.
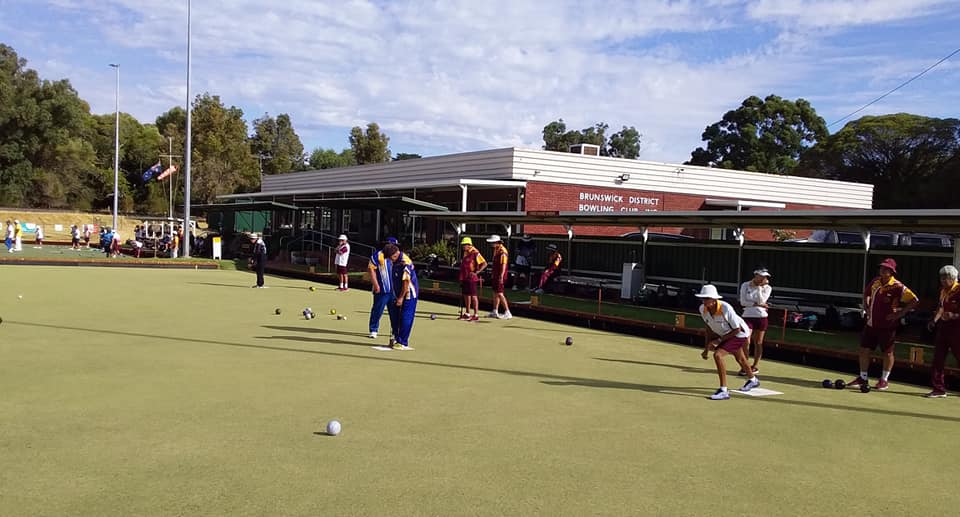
left=696, top=284, right=759, bottom=400
left=335, top=234, right=351, bottom=291
left=739, top=268, right=772, bottom=376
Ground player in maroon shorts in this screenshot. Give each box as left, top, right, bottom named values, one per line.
left=335, top=234, right=350, bottom=291
left=926, top=265, right=960, bottom=398
left=696, top=284, right=759, bottom=400
left=485, top=234, right=512, bottom=319
left=535, top=244, right=562, bottom=294
left=849, top=258, right=919, bottom=391
left=458, top=236, right=487, bottom=321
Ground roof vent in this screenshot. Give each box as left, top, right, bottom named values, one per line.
left=568, top=143, right=600, bottom=156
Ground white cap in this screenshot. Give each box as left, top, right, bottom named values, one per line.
left=486, top=234, right=501, bottom=243
left=250, top=233, right=258, bottom=239
left=338, top=234, right=348, bottom=241
left=694, top=284, right=723, bottom=299
left=754, top=268, right=771, bottom=277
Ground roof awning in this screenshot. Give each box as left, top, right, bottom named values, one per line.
left=191, top=201, right=300, bottom=211
left=406, top=209, right=960, bottom=232
left=217, top=179, right=526, bottom=200
left=290, top=196, right=449, bottom=212
left=704, top=198, right=786, bottom=209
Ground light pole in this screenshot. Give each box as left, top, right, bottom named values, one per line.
left=109, top=63, right=120, bottom=230
left=183, top=0, right=192, bottom=257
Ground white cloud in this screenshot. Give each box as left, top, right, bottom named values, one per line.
left=746, top=0, right=955, bottom=28
left=3, top=0, right=958, bottom=163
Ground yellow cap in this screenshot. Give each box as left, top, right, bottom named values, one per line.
left=460, top=236, right=473, bottom=245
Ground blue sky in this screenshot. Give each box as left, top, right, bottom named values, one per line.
left=2, top=0, right=959, bottom=162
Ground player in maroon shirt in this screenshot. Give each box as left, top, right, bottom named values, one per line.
left=849, top=258, right=919, bottom=391
left=458, top=237, right=487, bottom=321
left=486, top=235, right=512, bottom=319
left=926, top=265, right=960, bottom=398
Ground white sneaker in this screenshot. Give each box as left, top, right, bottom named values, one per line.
left=710, top=389, right=730, bottom=400
left=738, top=377, right=760, bottom=392
left=368, top=332, right=377, bottom=339
left=488, top=311, right=499, bottom=318
left=500, top=311, right=513, bottom=320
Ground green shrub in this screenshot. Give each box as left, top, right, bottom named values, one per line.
left=409, top=240, right=457, bottom=265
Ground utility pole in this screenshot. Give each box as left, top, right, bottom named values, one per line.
left=109, top=63, right=120, bottom=230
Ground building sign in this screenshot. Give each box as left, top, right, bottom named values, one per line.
left=577, top=190, right=661, bottom=213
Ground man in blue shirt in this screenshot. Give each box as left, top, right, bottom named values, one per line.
left=387, top=245, right=419, bottom=350
left=368, top=242, right=412, bottom=339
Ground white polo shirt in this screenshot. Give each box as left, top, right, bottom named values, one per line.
left=699, top=300, right=751, bottom=339
left=335, top=242, right=350, bottom=267
left=739, top=281, right=772, bottom=319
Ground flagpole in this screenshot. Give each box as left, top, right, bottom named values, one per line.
left=183, top=0, right=192, bottom=257
left=168, top=137, right=173, bottom=219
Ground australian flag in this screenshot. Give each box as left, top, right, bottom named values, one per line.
left=142, top=162, right=162, bottom=181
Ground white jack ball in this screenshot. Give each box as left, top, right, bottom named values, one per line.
left=326, top=420, right=341, bottom=436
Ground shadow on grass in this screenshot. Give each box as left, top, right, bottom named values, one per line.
left=256, top=335, right=372, bottom=348
left=594, top=357, right=926, bottom=398
left=503, top=325, right=612, bottom=337
left=187, top=281, right=306, bottom=291
left=7, top=319, right=958, bottom=423
left=262, top=325, right=371, bottom=338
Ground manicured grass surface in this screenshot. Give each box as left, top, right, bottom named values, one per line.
left=2, top=267, right=958, bottom=516
left=0, top=244, right=231, bottom=267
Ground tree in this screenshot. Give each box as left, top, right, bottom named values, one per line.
left=186, top=93, right=260, bottom=203
left=250, top=113, right=306, bottom=174
left=688, top=95, right=827, bottom=174
left=606, top=126, right=642, bottom=159
left=394, top=153, right=422, bottom=161
left=88, top=112, right=165, bottom=212
left=349, top=122, right=391, bottom=165
left=0, top=44, right=99, bottom=207
left=308, top=147, right=355, bottom=169
left=795, top=114, right=960, bottom=209
left=541, top=119, right=641, bottom=158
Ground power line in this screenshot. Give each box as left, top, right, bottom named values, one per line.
left=827, top=46, right=960, bottom=128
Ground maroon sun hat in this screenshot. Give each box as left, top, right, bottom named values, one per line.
left=878, top=258, right=898, bottom=274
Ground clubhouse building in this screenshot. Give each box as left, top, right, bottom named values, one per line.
left=212, top=146, right=873, bottom=245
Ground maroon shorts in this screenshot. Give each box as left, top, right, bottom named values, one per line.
left=860, top=325, right=897, bottom=353
left=744, top=317, right=769, bottom=332
left=491, top=279, right=505, bottom=294
left=461, top=280, right=478, bottom=297
left=718, top=336, right=748, bottom=353
left=336, top=266, right=348, bottom=275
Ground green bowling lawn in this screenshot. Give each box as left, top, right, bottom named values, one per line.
left=1, top=266, right=958, bottom=516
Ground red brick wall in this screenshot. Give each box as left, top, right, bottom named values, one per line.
left=523, top=181, right=837, bottom=241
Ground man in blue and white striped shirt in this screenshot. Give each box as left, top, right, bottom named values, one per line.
left=368, top=242, right=411, bottom=339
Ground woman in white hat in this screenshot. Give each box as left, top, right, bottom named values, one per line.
left=739, top=268, right=772, bottom=375
left=696, top=284, right=760, bottom=400
left=335, top=234, right=350, bottom=291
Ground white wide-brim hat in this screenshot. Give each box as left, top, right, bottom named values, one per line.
left=249, top=233, right=259, bottom=239
left=694, top=284, right=723, bottom=299
left=338, top=234, right=348, bottom=240
left=486, top=234, right=501, bottom=243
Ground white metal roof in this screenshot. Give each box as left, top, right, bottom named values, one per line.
left=224, top=147, right=873, bottom=209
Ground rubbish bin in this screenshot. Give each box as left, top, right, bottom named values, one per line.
left=621, top=262, right=644, bottom=299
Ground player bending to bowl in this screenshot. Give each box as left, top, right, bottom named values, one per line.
left=388, top=246, right=419, bottom=350
left=696, top=284, right=759, bottom=400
